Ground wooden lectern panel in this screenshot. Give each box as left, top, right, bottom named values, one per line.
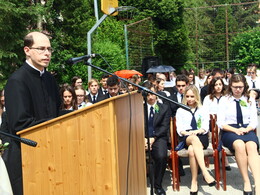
left=18, top=92, right=146, bottom=195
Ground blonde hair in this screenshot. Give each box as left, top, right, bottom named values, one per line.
left=182, top=85, right=202, bottom=108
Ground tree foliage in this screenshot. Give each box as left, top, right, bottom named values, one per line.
left=230, top=27, right=260, bottom=72
left=0, top=0, right=38, bottom=88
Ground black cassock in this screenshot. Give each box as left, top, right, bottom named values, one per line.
left=4, top=62, right=61, bottom=195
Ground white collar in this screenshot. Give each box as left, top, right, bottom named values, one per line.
left=26, top=60, right=45, bottom=76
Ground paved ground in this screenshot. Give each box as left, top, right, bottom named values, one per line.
left=147, top=156, right=256, bottom=195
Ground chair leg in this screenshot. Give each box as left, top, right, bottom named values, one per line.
left=213, top=150, right=220, bottom=190
left=221, top=150, right=227, bottom=191
left=172, top=151, right=180, bottom=191
left=171, top=152, right=177, bottom=191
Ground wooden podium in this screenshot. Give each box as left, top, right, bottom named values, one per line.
left=17, top=92, right=147, bottom=195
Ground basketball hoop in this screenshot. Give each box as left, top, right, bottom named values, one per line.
left=115, top=6, right=137, bottom=21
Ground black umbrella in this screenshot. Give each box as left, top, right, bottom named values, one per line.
left=146, top=65, right=175, bottom=73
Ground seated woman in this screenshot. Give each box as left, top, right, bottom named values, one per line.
left=60, top=84, right=78, bottom=111
left=217, top=74, right=260, bottom=195
left=203, top=77, right=231, bottom=170
left=176, top=85, right=215, bottom=195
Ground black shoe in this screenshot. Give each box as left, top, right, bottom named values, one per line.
left=154, top=188, right=166, bottom=195
left=225, top=166, right=232, bottom=171
left=208, top=181, right=216, bottom=187
left=243, top=190, right=253, bottom=195
left=203, top=177, right=216, bottom=187
left=190, top=190, right=198, bottom=195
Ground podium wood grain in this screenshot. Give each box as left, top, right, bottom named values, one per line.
left=18, top=92, right=146, bottom=195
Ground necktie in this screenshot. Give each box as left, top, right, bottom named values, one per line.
left=235, top=99, right=243, bottom=126
left=93, top=96, right=96, bottom=103
left=190, top=108, right=197, bottom=130
left=181, top=94, right=183, bottom=101
left=252, top=81, right=256, bottom=88
left=148, top=107, right=155, bottom=137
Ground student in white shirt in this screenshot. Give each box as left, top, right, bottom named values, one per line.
left=217, top=74, right=260, bottom=195
left=176, top=85, right=215, bottom=194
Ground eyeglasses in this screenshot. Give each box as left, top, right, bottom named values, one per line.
left=29, top=47, right=54, bottom=54
left=76, top=95, right=85, bottom=97
left=248, top=72, right=255, bottom=75
left=231, top=86, right=244, bottom=90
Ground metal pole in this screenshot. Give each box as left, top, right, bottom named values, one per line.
left=87, top=14, right=108, bottom=81
left=124, top=24, right=129, bottom=69
left=225, top=4, right=230, bottom=69
left=93, top=0, right=99, bottom=21
left=195, top=8, right=199, bottom=71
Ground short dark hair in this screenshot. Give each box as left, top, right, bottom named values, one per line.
left=24, top=34, right=34, bottom=47
left=175, top=74, right=189, bottom=84
left=101, top=73, right=109, bottom=79
left=107, top=75, right=120, bottom=87
left=212, top=68, right=224, bottom=77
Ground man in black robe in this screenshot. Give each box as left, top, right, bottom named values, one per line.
left=4, top=31, right=61, bottom=195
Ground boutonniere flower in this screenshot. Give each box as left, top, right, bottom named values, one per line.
left=197, top=116, right=202, bottom=129
left=154, top=104, right=159, bottom=113
left=240, top=100, right=247, bottom=107
left=0, top=142, right=9, bottom=154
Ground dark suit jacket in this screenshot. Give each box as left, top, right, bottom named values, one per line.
left=169, top=92, right=180, bottom=117
left=87, top=93, right=106, bottom=103
left=145, top=102, right=170, bottom=140
left=200, top=85, right=209, bottom=103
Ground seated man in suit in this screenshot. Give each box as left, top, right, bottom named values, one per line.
left=144, top=82, right=170, bottom=195
left=169, top=74, right=189, bottom=176
left=98, top=73, right=109, bottom=95
left=169, top=74, right=189, bottom=117
left=87, top=79, right=105, bottom=104
left=106, top=75, right=122, bottom=98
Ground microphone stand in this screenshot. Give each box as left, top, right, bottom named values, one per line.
left=0, top=131, right=37, bottom=147
left=84, top=61, right=190, bottom=194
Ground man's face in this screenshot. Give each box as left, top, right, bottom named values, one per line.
left=108, top=84, right=119, bottom=97
left=176, top=81, right=187, bottom=94
left=75, top=89, right=85, bottom=105
left=24, top=32, right=52, bottom=71
left=89, top=81, right=99, bottom=95
left=147, top=87, right=157, bottom=105
left=214, top=72, right=223, bottom=79
left=100, top=78, right=108, bottom=89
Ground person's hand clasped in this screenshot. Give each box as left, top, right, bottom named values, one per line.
left=145, top=138, right=155, bottom=150
left=235, top=127, right=247, bottom=135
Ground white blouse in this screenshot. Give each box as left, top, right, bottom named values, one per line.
left=176, top=106, right=209, bottom=137
left=217, top=95, right=258, bottom=129
left=203, top=95, right=222, bottom=115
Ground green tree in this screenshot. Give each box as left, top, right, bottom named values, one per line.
left=0, top=0, right=38, bottom=88
left=230, top=27, right=260, bottom=73
left=120, top=0, right=190, bottom=73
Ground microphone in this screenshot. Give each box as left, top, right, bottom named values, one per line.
left=66, top=54, right=97, bottom=64
left=0, top=131, right=37, bottom=147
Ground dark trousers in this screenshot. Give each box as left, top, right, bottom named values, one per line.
left=151, top=138, right=168, bottom=189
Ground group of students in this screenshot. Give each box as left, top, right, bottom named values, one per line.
left=143, top=67, right=260, bottom=195
left=58, top=74, right=127, bottom=112
left=0, top=30, right=259, bottom=195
